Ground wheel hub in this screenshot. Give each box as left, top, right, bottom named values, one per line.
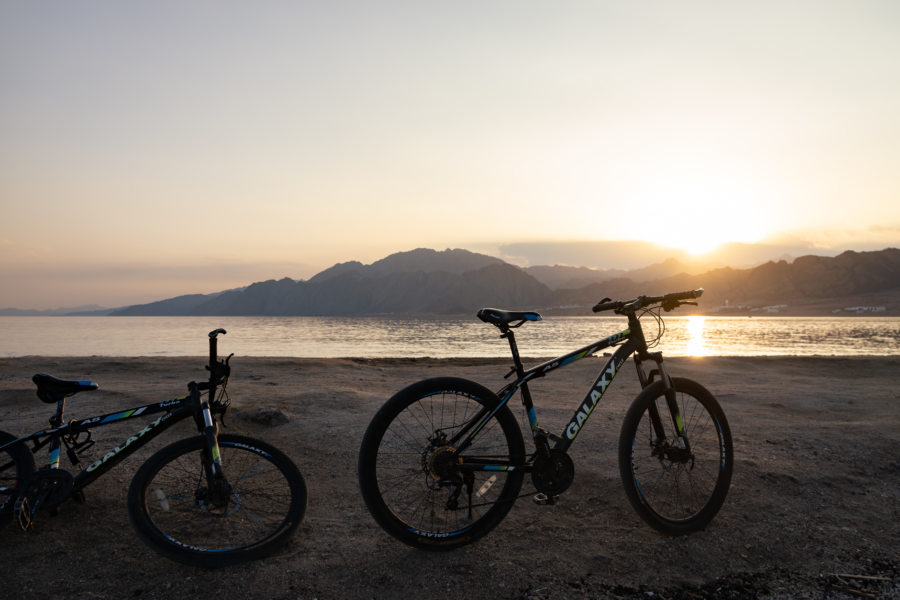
left=652, top=440, right=694, bottom=467
left=195, top=480, right=235, bottom=515
left=424, top=446, right=460, bottom=481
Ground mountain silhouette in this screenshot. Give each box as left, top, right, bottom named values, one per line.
left=110, top=247, right=900, bottom=316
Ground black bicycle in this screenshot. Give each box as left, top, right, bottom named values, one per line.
left=0, top=329, right=307, bottom=567
left=359, top=289, right=733, bottom=549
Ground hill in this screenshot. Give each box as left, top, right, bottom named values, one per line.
left=0, top=305, right=111, bottom=316
left=112, top=249, right=550, bottom=316
left=554, top=248, right=900, bottom=315
left=108, top=247, right=900, bottom=316
left=524, top=258, right=703, bottom=290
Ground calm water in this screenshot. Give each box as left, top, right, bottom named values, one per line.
left=1, top=315, right=898, bottom=358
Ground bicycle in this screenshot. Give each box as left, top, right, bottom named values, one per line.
left=0, top=329, right=307, bottom=567
left=358, top=289, right=733, bottom=549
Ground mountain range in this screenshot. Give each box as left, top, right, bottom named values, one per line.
left=104, top=247, right=900, bottom=317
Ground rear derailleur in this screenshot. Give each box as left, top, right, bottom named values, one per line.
left=443, top=471, right=475, bottom=521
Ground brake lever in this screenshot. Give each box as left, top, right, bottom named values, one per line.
left=662, top=300, right=698, bottom=312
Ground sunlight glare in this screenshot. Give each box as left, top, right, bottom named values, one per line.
left=686, top=316, right=708, bottom=357
left=628, top=158, right=771, bottom=255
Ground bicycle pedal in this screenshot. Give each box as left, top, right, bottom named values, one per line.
left=16, top=498, right=34, bottom=531
left=532, top=493, right=558, bottom=506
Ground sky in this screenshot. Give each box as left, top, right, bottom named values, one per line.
left=2, top=1, right=899, bottom=309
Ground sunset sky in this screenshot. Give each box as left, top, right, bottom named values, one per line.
left=2, top=1, right=899, bottom=309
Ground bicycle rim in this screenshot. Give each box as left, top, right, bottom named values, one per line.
left=0, top=431, right=35, bottom=527
left=361, top=378, right=524, bottom=548
left=622, top=378, right=732, bottom=532
left=129, top=434, right=305, bottom=565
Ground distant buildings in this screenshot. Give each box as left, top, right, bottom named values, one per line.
left=763, top=304, right=788, bottom=313
left=842, top=306, right=887, bottom=313
left=713, top=303, right=891, bottom=315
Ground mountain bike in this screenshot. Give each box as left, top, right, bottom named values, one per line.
left=358, top=288, right=732, bottom=549
left=0, top=329, right=307, bottom=567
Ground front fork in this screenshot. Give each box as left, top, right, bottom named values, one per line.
left=634, top=354, right=692, bottom=454
left=199, top=401, right=225, bottom=483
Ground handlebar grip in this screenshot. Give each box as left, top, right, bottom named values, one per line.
left=592, top=299, right=621, bottom=313
left=659, top=288, right=704, bottom=311
left=664, top=288, right=703, bottom=301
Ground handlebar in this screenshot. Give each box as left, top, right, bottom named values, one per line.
left=592, top=288, right=704, bottom=314
left=208, top=328, right=226, bottom=366
left=205, top=328, right=231, bottom=388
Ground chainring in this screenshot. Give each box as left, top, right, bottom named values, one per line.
left=20, top=468, right=74, bottom=509
left=16, top=468, right=75, bottom=530
left=531, top=449, right=575, bottom=496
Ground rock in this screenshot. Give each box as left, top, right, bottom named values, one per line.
left=233, top=406, right=289, bottom=426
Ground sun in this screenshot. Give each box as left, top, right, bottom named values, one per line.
left=627, top=164, right=770, bottom=255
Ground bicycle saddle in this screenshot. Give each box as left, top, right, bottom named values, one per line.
left=32, top=374, right=99, bottom=404
left=477, top=308, right=542, bottom=327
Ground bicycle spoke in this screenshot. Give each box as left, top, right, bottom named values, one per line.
left=621, top=378, right=732, bottom=534
left=359, top=378, right=525, bottom=548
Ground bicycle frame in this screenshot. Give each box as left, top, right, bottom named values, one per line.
left=0, top=385, right=215, bottom=494
left=1, top=329, right=233, bottom=509
left=451, top=312, right=689, bottom=471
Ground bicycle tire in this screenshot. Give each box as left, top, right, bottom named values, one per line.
left=0, top=430, right=35, bottom=528
left=358, top=377, right=526, bottom=550
left=619, top=377, right=733, bottom=535
left=127, top=434, right=306, bottom=567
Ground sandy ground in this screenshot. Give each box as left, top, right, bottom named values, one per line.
left=1, top=355, right=898, bottom=599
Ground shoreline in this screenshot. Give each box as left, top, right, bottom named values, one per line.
left=4, top=353, right=900, bottom=360
left=2, top=310, right=899, bottom=317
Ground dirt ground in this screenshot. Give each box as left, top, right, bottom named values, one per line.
left=1, top=355, right=898, bottom=599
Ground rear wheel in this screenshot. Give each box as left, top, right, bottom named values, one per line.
left=358, top=377, right=525, bottom=549
left=127, top=434, right=306, bottom=566
left=0, top=431, right=35, bottom=528
left=619, top=377, right=732, bottom=535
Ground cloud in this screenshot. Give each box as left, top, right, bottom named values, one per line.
left=498, top=241, right=689, bottom=270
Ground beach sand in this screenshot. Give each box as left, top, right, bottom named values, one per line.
left=1, top=355, right=898, bottom=599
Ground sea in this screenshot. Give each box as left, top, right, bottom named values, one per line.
left=1, top=315, right=898, bottom=358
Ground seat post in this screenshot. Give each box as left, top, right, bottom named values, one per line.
left=50, top=399, right=66, bottom=427
left=501, top=329, right=526, bottom=376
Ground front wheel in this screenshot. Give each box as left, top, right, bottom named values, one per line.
left=358, top=377, right=526, bottom=550
left=619, top=377, right=733, bottom=535
left=127, top=434, right=307, bottom=567
left=0, top=430, right=36, bottom=528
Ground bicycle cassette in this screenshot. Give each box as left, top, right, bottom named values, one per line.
left=531, top=449, right=574, bottom=496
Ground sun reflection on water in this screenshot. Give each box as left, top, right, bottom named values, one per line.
left=686, top=316, right=708, bottom=356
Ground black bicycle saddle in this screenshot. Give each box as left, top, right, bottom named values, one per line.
left=477, top=308, right=542, bottom=327
left=32, top=374, right=99, bottom=404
